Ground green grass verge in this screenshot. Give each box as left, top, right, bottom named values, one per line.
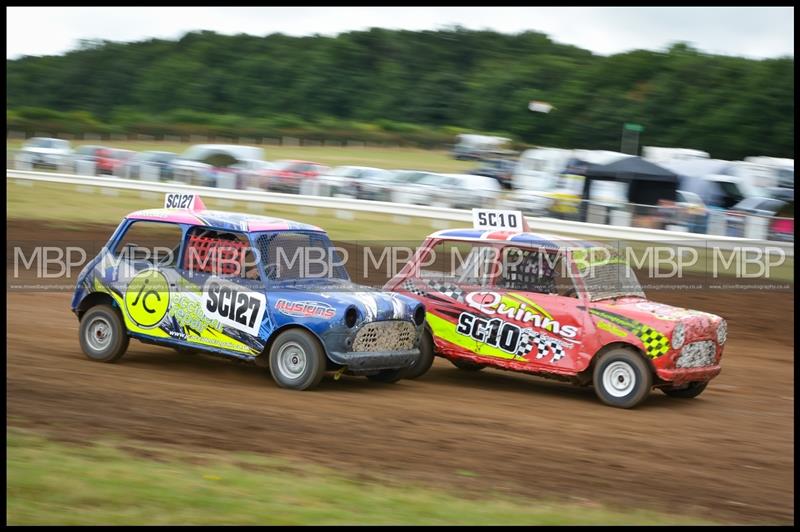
left=7, top=140, right=476, bottom=173
left=6, top=429, right=711, bottom=525
left=7, top=179, right=444, bottom=241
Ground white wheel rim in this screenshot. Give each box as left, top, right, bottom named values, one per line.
left=603, top=361, right=636, bottom=398
left=277, top=341, right=307, bottom=380
left=85, top=316, right=112, bottom=352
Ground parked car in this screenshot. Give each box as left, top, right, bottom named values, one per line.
left=96, top=149, right=136, bottom=176
left=766, top=186, right=794, bottom=203
left=353, top=168, right=403, bottom=200
left=393, top=173, right=501, bottom=209
left=123, top=151, right=178, bottom=181
left=238, top=160, right=276, bottom=190
left=70, top=144, right=107, bottom=174
left=728, top=196, right=788, bottom=217
left=262, top=160, right=328, bottom=193
left=71, top=192, right=427, bottom=390
left=171, top=144, right=266, bottom=188
left=317, top=166, right=393, bottom=197
left=469, top=158, right=517, bottom=189
left=359, top=170, right=435, bottom=202
left=725, top=197, right=789, bottom=238
left=15, top=137, right=72, bottom=170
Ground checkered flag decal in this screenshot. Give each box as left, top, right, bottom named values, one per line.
left=517, top=329, right=566, bottom=363
left=635, top=325, right=670, bottom=358
left=516, top=329, right=536, bottom=357
left=539, top=336, right=565, bottom=363
left=425, top=280, right=466, bottom=303
left=402, top=280, right=427, bottom=297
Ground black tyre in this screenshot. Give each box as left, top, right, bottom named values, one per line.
left=661, top=381, right=708, bottom=399
left=450, top=358, right=486, bottom=372
left=78, top=304, right=129, bottom=363
left=592, top=348, right=653, bottom=409
left=366, top=368, right=406, bottom=384
left=268, top=329, right=326, bottom=391
left=401, top=330, right=436, bottom=380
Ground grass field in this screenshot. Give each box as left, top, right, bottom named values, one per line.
left=6, top=139, right=476, bottom=173
left=7, top=429, right=710, bottom=525
left=7, top=179, right=443, bottom=241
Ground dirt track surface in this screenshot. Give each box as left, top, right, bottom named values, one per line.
left=6, top=221, right=795, bottom=523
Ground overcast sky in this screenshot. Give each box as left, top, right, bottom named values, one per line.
left=6, top=6, right=795, bottom=60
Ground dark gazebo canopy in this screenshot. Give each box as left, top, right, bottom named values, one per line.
left=574, top=156, right=679, bottom=206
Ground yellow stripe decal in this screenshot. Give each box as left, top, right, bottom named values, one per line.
left=504, top=292, right=553, bottom=320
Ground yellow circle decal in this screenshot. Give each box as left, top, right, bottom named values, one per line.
left=124, top=269, right=170, bottom=328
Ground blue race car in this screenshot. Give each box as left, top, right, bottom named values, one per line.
left=71, top=193, right=426, bottom=390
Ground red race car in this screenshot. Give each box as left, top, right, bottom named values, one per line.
left=385, top=209, right=727, bottom=408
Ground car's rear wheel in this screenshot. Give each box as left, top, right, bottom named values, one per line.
left=593, top=348, right=653, bottom=408
left=661, top=381, right=708, bottom=399
left=79, top=304, right=129, bottom=363
left=268, top=329, right=326, bottom=391
left=450, top=358, right=486, bottom=372
left=401, top=330, right=436, bottom=380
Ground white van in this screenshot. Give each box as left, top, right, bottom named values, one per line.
left=452, top=134, right=512, bottom=161
left=512, top=147, right=573, bottom=192
left=643, top=146, right=710, bottom=166
left=662, top=159, right=758, bottom=209
left=734, top=157, right=794, bottom=189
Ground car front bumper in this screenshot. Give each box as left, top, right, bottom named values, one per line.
left=327, top=348, right=421, bottom=371
left=655, top=365, right=721, bottom=386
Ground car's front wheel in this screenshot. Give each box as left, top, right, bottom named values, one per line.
left=79, top=304, right=129, bottom=363
left=268, top=329, right=326, bottom=391
left=593, top=348, right=653, bottom=408
left=400, top=330, right=436, bottom=380
left=660, top=381, right=708, bottom=399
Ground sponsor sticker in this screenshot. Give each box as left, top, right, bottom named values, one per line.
left=124, top=269, right=170, bottom=328
left=275, top=299, right=336, bottom=320
left=465, top=291, right=578, bottom=339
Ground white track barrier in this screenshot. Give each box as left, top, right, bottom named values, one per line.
left=7, top=169, right=793, bottom=257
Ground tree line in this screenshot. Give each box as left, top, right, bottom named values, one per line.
left=6, top=27, right=794, bottom=159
